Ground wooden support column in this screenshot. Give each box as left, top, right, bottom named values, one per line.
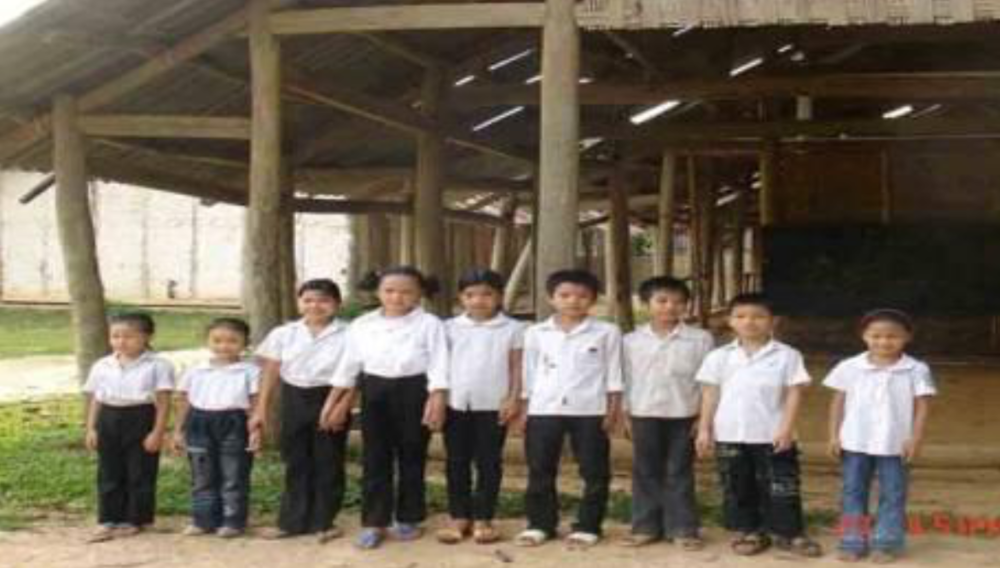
left=504, top=238, right=533, bottom=313
left=580, top=228, right=596, bottom=273
left=490, top=197, right=517, bottom=275
left=686, top=155, right=701, bottom=311
left=347, top=214, right=371, bottom=300
left=368, top=213, right=392, bottom=269
left=699, top=173, right=717, bottom=323
left=277, top=163, right=297, bottom=321
left=535, top=0, right=580, bottom=318
left=655, top=151, right=677, bottom=276
left=414, top=67, right=448, bottom=314
left=759, top=140, right=777, bottom=227
left=731, top=191, right=747, bottom=296
left=608, top=169, right=634, bottom=330
left=53, top=95, right=109, bottom=383
left=244, top=0, right=283, bottom=344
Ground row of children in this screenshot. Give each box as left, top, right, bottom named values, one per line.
left=82, top=266, right=934, bottom=563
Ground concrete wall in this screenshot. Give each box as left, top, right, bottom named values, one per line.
left=0, top=171, right=351, bottom=305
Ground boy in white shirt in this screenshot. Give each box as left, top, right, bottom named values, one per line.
left=515, top=269, right=623, bottom=549
left=695, top=293, right=822, bottom=558
left=621, top=277, right=713, bottom=549
left=825, top=309, right=934, bottom=564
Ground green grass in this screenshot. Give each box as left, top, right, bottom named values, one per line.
left=0, top=398, right=837, bottom=532
left=0, top=306, right=238, bottom=359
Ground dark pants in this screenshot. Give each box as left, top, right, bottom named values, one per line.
left=716, top=442, right=806, bottom=538
left=630, top=416, right=700, bottom=538
left=185, top=409, right=253, bottom=530
left=278, top=383, right=349, bottom=534
left=444, top=409, right=506, bottom=521
left=524, top=416, right=610, bottom=537
left=360, top=374, right=430, bottom=528
left=96, top=404, right=160, bottom=527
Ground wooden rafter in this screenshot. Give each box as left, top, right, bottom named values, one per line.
left=79, top=114, right=251, bottom=140
left=268, top=4, right=546, bottom=34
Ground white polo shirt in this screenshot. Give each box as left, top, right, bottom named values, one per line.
left=695, top=340, right=811, bottom=444
left=82, top=351, right=175, bottom=407
left=446, top=312, right=526, bottom=412
left=178, top=360, right=261, bottom=411
left=624, top=323, right=714, bottom=419
left=823, top=353, right=936, bottom=456
left=332, top=307, right=449, bottom=391
left=256, top=319, right=348, bottom=389
left=522, top=316, right=624, bottom=417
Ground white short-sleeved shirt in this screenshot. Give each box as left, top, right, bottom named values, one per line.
left=446, top=312, right=526, bottom=412
left=823, top=353, right=936, bottom=456
left=178, top=360, right=262, bottom=411
left=332, top=307, right=449, bottom=391
left=255, top=319, right=348, bottom=389
left=695, top=340, right=811, bottom=444
left=522, top=316, right=624, bottom=417
left=624, top=323, right=714, bottom=419
left=82, top=351, right=175, bottom=407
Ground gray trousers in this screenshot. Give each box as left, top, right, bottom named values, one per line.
left=630, top=416, right=700, bottom=538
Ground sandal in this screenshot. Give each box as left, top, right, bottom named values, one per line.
left=870, top=550, right=899, bottom=564
left=565, top=531, right=600, bottom=549
left=837, top=550, right=866, bottom=563
left=619, top=533, right=659, bottom=547
left=316, top=526, right=344, bottom=544
left=259, top=527, right=293, bottom=540
left=775, top=535, right=824, bottom=558
left=114, top=525, right=141, bottom=538
left=472, top=523, right=501, bottom=544
left=355, top=528, right=385, bottom=550
left=389, top=522, right=423, bottom=541
left=182, top=525, right=210, bottom=537
left=732, top=532, right=771, bottom=556
left=677, top=536, right=705, bottom=551
left=436, top=521, right=471, bottom=544
left=86, top=525, right=115, bottom=544
left=514, top=529, right=549, bottom=547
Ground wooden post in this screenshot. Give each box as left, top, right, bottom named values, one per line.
left=347, top=214, right=371, bottom=301
left=53, top=95, right=108, bottom=383
left=732, top=190, right=747, bottom=296
left=686, top=155, right=701, bottom=314
left=655, top=151, right=677, bottom=276
left=759, top=140, right=777, bottom=227
left=608, top=169, right=634, bottom=330
left=490, top=197, right=517, bottom=275
left=414, top=67, right=448, bottom=314
left=277, top=162, right=297, bottom=321
left=399, top=208, right=415, bottom=265
left=368, top=213, right=392, bottom=269
left=535, top=0, right=580, bottom=319
left=504, top=238, right=532, bottom=313
left=244, top=0, right=284, bottom=344
left=580, top=228, right=595, bottom=273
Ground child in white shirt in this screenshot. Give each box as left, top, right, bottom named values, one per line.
left=173, top=318, right=261, bottom=538
left=83, top=312, right=174, bottom=542
left=825, top=309, right=935, bottom=564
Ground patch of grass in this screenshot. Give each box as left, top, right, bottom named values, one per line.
left=0, top=398, right=837, bottom=532
left=0, top=306, right=237, bottom=359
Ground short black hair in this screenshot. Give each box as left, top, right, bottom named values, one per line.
left=728, top=292, right=775, bottom=315
left=108, top=311, right=155, bottom=335
left=206, top=317, right=251, bottom=342
left=859, top=308, right=914, bottom=334
left=359, top=265, right=441, bottom=298
left=545, top=269, right=601, bottom=298
left=297, top=278, right=342, bottom=302
left=457, top=268, right=505, bottom=293
left=638, top=276, right=691, bottom=303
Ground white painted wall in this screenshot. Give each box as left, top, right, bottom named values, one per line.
left=0, top=171, right=351, bottom=304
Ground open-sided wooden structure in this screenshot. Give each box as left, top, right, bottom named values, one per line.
left=2, top=0, right=1000, bottom=375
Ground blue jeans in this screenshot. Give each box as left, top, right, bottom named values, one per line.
left=186, top=409, right=253, bottom=530
left=840, top=451, right=908, bottom=553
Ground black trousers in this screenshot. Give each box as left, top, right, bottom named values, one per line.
left=716, top=442, right=806, bottom=538
left=630, top=416, right=700, bottom=538
left=360, top=374, right=430, bottom=528
left=278, top=383, right=349, bottom=534
left=443, top=409, right=506, bottom=521
left=96, top=404, right=160, bottom=527
left=186, top=409, right=253, bottom=530
left=524, top=416, right=610, bottom=537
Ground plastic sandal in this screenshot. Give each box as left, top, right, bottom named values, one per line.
left=619, top=533, right=659, bottom=547
left=732, top=533, right=771, bottom=556
left=677, top=536, right=705, bottom=551
left=514, top=529, right=548, bottom=547
left=355, top=528, right=385, bottom=550
left=316, top=526, right=344, bottom=544
left=436, top=524, right=469, bottom=545
left=472, top=523, right=500, bottom=544
left=565, top=531, right=600, bottom=549
left=775, top=535, right=823, bottom=558
left=389, top=522, right=423, bottom=541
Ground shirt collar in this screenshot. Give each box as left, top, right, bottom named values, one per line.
left=456, top=312, right=508, bottom=328
left=540, top=315, right=594, bottom=336
left=639, top=322, right=689, bottom=341
left=724, top=338, right=780, bottom=359
left=858, top=353, right=918, bottom=372
left=113, top=350, right=155, bottom=369
left=293, top=317, right=346, bottom=339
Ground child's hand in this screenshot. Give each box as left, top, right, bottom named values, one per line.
left=422, top=391, right=447, bottom=432
left=827, top=439, right=842, bottom=460
left=85, top=428, right=98, bottom=452
left=772, top=429, right=794, bottom=453
left=142, top=432, right=164, bottom=454
left=324, top=402, right=351, bottom=432
left=695, top=430, right=714, bottom=459
left=248, top=411, right=267, bottom=437
left=510, top=412, right=527, bottom=436
left=498, top=397, right=521, bottom=426
left=602, top=410, right=619, bottom=435
left=621, top=415, right=632, bottom=441
left=903, top=438, right=922, bottom=463
left=248, top=429, right=262, bottom=454
left=171, top=431, right=186, bottom=455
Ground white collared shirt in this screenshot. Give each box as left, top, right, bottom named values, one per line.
left=255, top=318, right=348, bottom=389
left=178, top=360, right=261, bottom=411
left=82, top=351, right=175, bottom=407
left=522, top=316, right=624, bottom=417
left=823, top=353, right=936, bottom=456
left=446, top=312, right=526, bottom=411
left=624, top=323, right=714, bottom=418
left=695, top=340, right=811, bottom=444
left=332, top=307, right=449, bottom=391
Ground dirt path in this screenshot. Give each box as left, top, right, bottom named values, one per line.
left=1, top=519, right=999, bottom=568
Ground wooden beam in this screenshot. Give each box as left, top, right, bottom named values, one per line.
left=245, top=0, right=284, bottom=344
left=0, top=5, right=252, bottom=164
left=293, top=198, right=506, bottom=227
left=269, top=4, right=545, bottom=34
left=535, top=0, right=580, bottom=318
left=655, top=151, right=677, bottom=277
left=356, top=33, right=448, bottom=69
left=79, top=115, right=252, bottom=140
left=52, top=95, right=108, bottom=382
